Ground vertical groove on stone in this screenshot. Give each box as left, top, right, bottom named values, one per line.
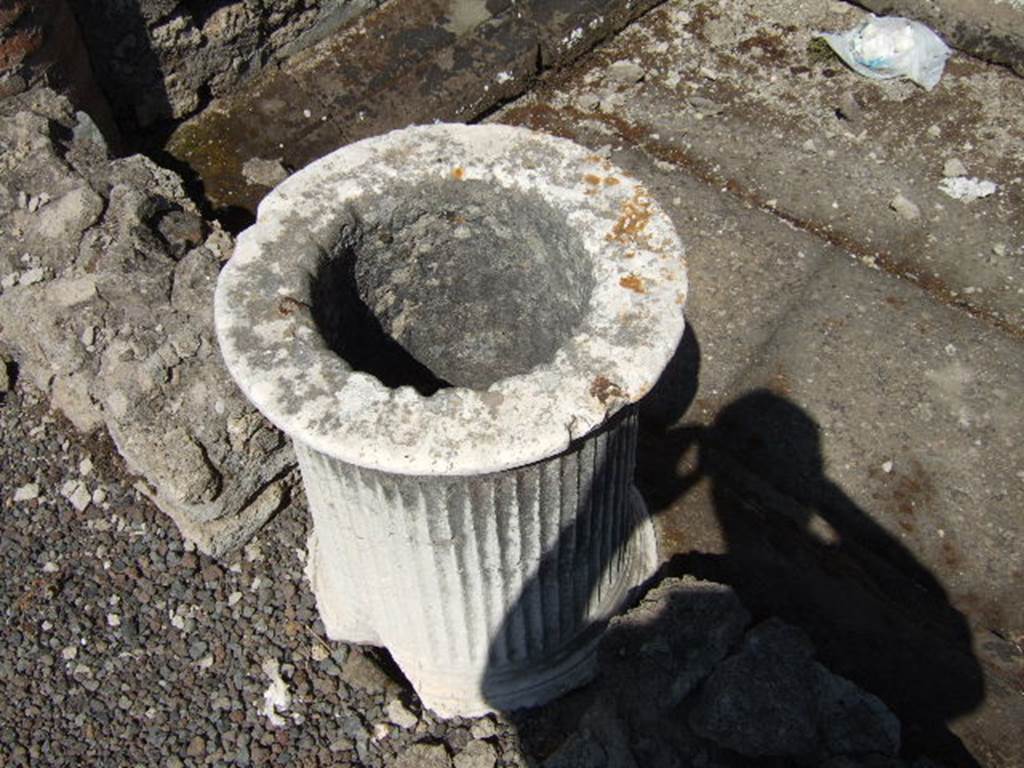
left=604, top=426, right=620, bottom=589
left=472, top=480, right=505, bottom=665
left=538, top=462, right=558, bottom=652
left=510, top=471, right=528, bottom=657
left=551, top=453, right=573, bottom=644
left=565, top=444, right=584, bottom=640
left=511, top=471, right=535, bottom=657
left=600, top=425, right=615, bottom=611
left=448, top=484, right=476, bottom=662
left=378, top=471, right=408, bottom=650
left=353, top=465, right=379, bottom=637
left=391, top=479, right=423, bottom=659
left=537, top=466, right=556, bottom=654
left=618, top=411, right=634, bottom=573
left=425, top=482, right=461, bottom=662
left=595, top=426, right=611, bottom=611
left=489, top=477, right=512, bottom=663
left=584, top=429, right=600, bottom=618
left=611, top=421, right=626, bottom=580
left=450, top=483, right=475, bottom=663
left=399, top=479, right=441, bottom=661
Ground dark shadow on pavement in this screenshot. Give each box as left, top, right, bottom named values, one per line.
left=484, top=323, right=984, bottom=767
left=647, top=390, right=985, bottom=766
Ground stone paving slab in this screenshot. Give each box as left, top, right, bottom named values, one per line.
left=490, top=0, right=1023, bottom=763
left=164, top=0, right=663, bottom=222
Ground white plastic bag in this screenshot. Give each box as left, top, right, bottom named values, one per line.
left=819, top=15, right=952, bottom=90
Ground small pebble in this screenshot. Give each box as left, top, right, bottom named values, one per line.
left=943, top=157, right=968, bottom=177
left=889, top=193, right=920, bottom=221
left=19, top=267, right=44, bottom=285
left=13, top=483, right=39, bottom=502
left=386, top=698, right=419, bottom=729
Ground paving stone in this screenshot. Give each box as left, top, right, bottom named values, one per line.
left=490, top=4, right=1024, bottom=762
left=164, top=0, right=662, bottom=218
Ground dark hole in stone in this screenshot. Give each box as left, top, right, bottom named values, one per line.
left=310, top=179, right=593, bottom=395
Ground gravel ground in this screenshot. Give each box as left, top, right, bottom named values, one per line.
left=0, top=376, right=522, bottom=767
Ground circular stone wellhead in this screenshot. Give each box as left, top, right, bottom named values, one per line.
left=214, top=124, right=688, bottom=716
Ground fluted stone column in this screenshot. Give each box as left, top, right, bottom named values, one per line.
left=215, top=124, right=688, bottom=716
left=299, top=409, right=653, bottom=715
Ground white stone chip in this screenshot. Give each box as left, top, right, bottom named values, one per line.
left=60, top=479, right=91, bottom=511
left=107, top=613, right=121, bottom=627
left=13, top=483, right=40, bottom=502
left=19, top=267, right=45, bottom=285
left=259, top=658, right=291, bottom=727
left=939, top=176, right=998, bottom=201
left=889, top=193, right=920, bottom=221
left=385, top=698, right=419, bottom=729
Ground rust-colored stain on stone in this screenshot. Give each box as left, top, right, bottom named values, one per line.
left=607, top=190, right=653, bottom=243
left=619, top=274, right=646, bottom=293
left=583, top=173, right=603, bottom=185
left=590, top=375, right=624, bottom=405
left=604, top=176, right=620, bottom=186
left=278, top=296, right=310, bottom=316
left=452, top=166, right=465, bottom=180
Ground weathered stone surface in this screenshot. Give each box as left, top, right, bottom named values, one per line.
left=817, top=666, right=901, bottom=758
left=537, top=578, right=908, bottom=768
left=453, top=739, right=498, bottom=768
left=0, top=0, right=116, bottom=140
left=689, top=618, right=900, bottom=759
left=601, top=576, right=750, bottom=708
left=394, top=742, right=453, bottom=768
left=69, top=0, right=381, bottom=133
left=491, top=2, right=1024, bottom=762
left=165, top=0, right=663, bottom=217
left=689, top=619, right=822, bottom=758
left=0, top=88, right=293, bottom=555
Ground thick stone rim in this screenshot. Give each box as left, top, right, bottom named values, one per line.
left=214, top=123, right=687, bottom=476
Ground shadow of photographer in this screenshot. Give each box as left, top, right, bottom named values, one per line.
left=486, top=323, right=984, bottom=767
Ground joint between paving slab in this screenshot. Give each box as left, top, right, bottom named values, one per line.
left=499, top=101, right=1024, bottom=343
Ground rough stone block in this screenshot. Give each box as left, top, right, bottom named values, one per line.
left=0, top=89, right=293, bottom=556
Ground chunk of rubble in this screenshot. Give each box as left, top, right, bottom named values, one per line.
left=0, top=88, right=293, bottom=555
